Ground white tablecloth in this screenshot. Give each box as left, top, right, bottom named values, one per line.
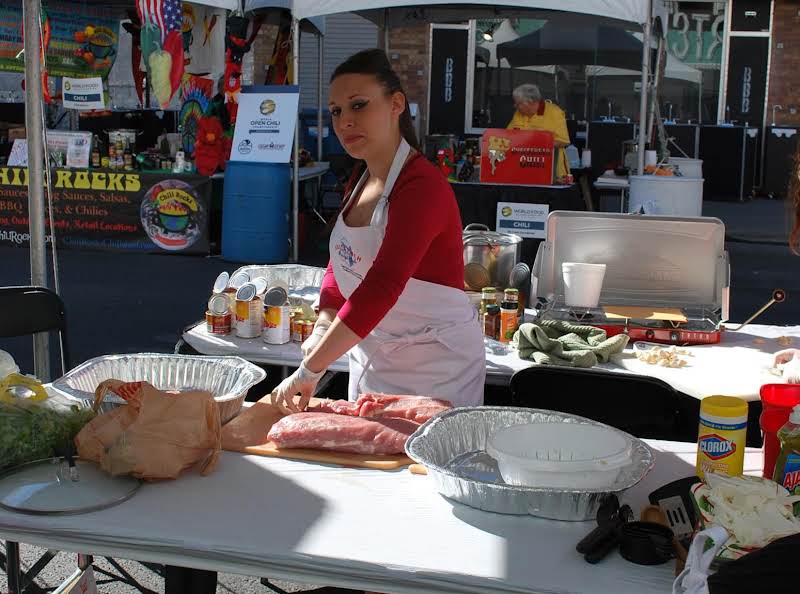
left=183, top=323, right=800, bottom=401
left=0, top=441, right=765, bottom=594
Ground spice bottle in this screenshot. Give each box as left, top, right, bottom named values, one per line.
left=504, top=287, right=523, bottom=321
left=480, top=287, right=497, bottom=315
left=483, top=304, right=500, bottom=340
left=499, top=300, right=519, bottom=344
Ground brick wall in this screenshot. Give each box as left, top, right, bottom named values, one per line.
left=388, top=24, right=430, bottom=139
left=768, top=0, right=800, bottom=126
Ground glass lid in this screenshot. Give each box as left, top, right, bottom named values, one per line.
left=0, top=458, right=140, bottom=515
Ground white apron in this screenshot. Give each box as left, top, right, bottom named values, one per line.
left=330, top=139, right=486, bottom=406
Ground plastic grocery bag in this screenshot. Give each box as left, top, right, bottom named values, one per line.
left=0, top=374, right=96, bottom=471
left=75, top=380, right=221, bottom=480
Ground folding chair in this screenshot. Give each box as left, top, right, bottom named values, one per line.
left=0, top=285, right=70, bottom=375
left=509, top=365, right=684, bottom=440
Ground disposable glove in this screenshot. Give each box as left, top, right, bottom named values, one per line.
left=301, top=318, right=331, bottom=357
left=273, top=360, right=326, bottom=413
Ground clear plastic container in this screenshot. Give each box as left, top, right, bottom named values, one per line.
left=486, top=422, right=633, bottom=489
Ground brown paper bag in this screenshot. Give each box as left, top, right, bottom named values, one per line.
left=75, top=379, right=221, bottom=480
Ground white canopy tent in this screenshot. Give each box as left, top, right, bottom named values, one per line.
left=241, top=1, right=664, bottom=260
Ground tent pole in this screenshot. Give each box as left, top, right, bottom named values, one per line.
left=23, top=0, right=50, bottom=381
left=637, top=0, right=652, bottom=176
left=292, top=17, right=300, bottom=262
left=317, top=32, right=324, bottom=162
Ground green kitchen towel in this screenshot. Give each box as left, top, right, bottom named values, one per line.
left=513, top=319, right=629, bottom=367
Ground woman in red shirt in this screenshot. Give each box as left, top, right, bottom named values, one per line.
left=274, top=49, right=485, bottom=412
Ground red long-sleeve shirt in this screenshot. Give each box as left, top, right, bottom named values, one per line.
left=319, top=154, right=464, bottom=338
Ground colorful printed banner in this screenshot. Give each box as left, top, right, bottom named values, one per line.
left=0, top=2, right=120, bottom=79
left=0, top=167, right=210, bottom=254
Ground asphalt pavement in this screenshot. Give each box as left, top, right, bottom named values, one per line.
left=2, top=197, right=800, bottom=593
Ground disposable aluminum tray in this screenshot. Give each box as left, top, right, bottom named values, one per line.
left=51, top=354, right=266, bottom=423
left=230, top=264, right=325, bottom=291
left=405, top=407, right=653, bottom=521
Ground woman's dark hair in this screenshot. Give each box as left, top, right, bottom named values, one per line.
left=331, top=48, right=420, bottom=151
left=790, top=146, right=800, bottom=254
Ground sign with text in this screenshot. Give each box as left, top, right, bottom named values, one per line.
left=62, top=77, right=105, bottom=110
left=496, top=202, right=548, bottom=239
left=429, top=26, right=469, bottom=135
left=0, top=168, right=210, bottom=254
left=480, top=128, right=556, bottom=186
left=231, top=86, right=299, bottom=163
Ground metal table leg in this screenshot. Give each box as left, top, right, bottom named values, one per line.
left=5, top=541, right=21, bottom=594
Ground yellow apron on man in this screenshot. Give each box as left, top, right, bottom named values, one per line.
left=507, top=101, right=571, bottom=180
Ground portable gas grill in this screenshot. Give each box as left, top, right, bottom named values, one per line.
left=531, top=211, right=731, bottom=346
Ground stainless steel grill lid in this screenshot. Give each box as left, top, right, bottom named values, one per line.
left=212, top=271, right=230, bottom=294
left=0, top=459, right=140, bottom=515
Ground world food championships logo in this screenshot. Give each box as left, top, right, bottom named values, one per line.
left=237, top=139, right=252, bottom=155
left=260, top=99, right=276, bottom=115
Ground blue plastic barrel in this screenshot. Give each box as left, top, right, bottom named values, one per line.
left=222, top=161, right=290, bottom=263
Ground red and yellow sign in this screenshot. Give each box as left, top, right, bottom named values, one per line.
left=480, top=129, right=556, bottom=186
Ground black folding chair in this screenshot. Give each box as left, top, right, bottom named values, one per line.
left=509, top=365, right=686, bottom=440
left=0, top=285, right=70, bottom=375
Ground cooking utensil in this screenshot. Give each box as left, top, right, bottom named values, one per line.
left=576, top=494, right=633, bottom=564
left=462, top=224, right=523, bottom=291
left=726, top=289, right=786, bottom=331
left=648, top=476, right=700, bottom=547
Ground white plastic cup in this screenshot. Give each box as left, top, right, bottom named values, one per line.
left=581, top=149, right=592, bottom=168
left=562, top=262, right=606, bottom=308
left=645, top=150, right=658, bottom=167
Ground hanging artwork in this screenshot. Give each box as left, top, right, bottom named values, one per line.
left=182, top=3, right=225, bottom=77
left=137, top=0, right=185, bottom=108
left=265, top=14, right=293, bottom=85
left=180, top=75, right=214, bottom=158
left=223, top=15, right=261, bottom=124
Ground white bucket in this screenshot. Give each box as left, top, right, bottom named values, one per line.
left=562, top=262, right=606, bottom=308
left=670, top=157, right=703, bottom=179
left=628, top=175, right=704, bottom=217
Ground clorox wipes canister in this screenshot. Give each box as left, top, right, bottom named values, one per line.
left=696, top=395, right=748, bottom=479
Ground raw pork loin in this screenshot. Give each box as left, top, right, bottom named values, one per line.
left=308, top=394, right=452, bottom=424
left=267, top=413, right=420, bottom=455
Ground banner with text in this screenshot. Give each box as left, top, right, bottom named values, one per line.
left=0, top=168, right=210, bottom=254
left=231, top=86, right=299, bottom=163
left=0, top=2, right=120, bottom=79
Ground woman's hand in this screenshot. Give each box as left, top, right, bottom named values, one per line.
left=272, top=360, right=326, bottom=413
left=774, top=348, right=800, bottom=366
left=775, top=349, right=800, bottom=384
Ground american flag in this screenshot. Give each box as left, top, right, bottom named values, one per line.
left=137, top=0, right=183, bottom=43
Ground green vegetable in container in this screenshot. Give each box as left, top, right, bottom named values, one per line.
left=0, top=393, right=96, bottom=471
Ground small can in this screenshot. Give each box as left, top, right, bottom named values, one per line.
left=208, top=293, right=229, bottom=316
left=301, top=320, right=315, bottom=342
left=235, top=283, right=263, bottom=339
left=264, top=286, right=288, bottom=306
left=264, top=305, right=291, bottom=344
left=291, top=318, right=305, bottom=342
left=206, top=310, right=232, bottom=335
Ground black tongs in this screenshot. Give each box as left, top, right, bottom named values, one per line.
left=576, top=494, right=633, bottom=564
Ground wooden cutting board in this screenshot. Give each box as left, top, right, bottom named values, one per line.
left=221, top=394, right=413, bottom=470
left=603, top=305, right=688, bottom=323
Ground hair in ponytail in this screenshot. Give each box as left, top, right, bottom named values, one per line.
left=331, top=49, right=420, bottom=151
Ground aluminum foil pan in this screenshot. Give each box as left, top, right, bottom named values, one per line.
left=231, top=264, right=325, bottom=291
left=51, top=354, right=266, bottom=423
left=405, top=407, right=653, bottom=521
